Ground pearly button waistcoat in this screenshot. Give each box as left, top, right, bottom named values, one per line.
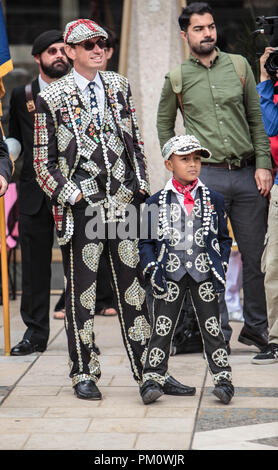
left=166, top=191, right=211, bottom=283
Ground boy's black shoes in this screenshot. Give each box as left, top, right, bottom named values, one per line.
left=74, top=380, right=102, bottom=400
left=163, top=376, right=196, bottom=396
left=213, top=380, right=234, bottom=405
left=140, top=380, right=164, bottom=405
left=252, top=343, right=278, bottom=364
left=238, top=326, right=268, bottom=351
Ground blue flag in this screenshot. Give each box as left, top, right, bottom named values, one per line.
left=0, top=1, right=13, bottom=78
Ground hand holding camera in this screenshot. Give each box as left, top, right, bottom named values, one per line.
left=261, top=46, right=278, bottom=83
left=260, top=47, right=278, bottom=82
left=253, top=16, right=278, bottom=83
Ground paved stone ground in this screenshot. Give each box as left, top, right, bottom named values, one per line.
left=0, top=295, right=277, bottom=450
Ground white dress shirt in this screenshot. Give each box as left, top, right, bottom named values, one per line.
left=38, top=74, right=49, bottom=92
left=165, top=177, right=204, bottom=216
left=73, top=68, right=105, bottom=116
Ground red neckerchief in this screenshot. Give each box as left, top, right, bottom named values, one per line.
left=172, top=177, right=198, bottom=215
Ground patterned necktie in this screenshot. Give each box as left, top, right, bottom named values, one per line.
left=172, top=177, right=198, bottom=215
left=88, top=81, right=101, bottom=128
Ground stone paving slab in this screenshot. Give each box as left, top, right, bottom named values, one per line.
left=2, top=393, right=102, bottom=409
left=0, top=434, right=30, bottom=450
left=135, top=433, right=191, bottom=450
left=196, top=408, right=278, bottom=432
left=87, top=417, right=195, bottom=434
left=193, top=422, right=278, bottom=450
left=0, top=417, right=91, bottom=434
left=24, top=432, right=138, bottom=450
left=0, top=408, right=46, bottom=418
left=11, top=385, right=62, bottom=396
left=0, top=297, right=278, bottom=450
left=44, top=406, right=147, bottom=418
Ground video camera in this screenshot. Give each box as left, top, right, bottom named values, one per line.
left=253, top=16, right=278, bottom=81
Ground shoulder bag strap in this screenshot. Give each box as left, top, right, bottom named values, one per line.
left=169, top=65, right=184, bottom=114
left=25, top=83, right=36, bottom=121
left=228, top=53, right=247, bottom=88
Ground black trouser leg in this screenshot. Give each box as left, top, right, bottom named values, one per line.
left=61, top=202, right=151, bottom=386
left=187, top=277, right=232, bottom=385
left=142, top=278, right=188, bottom=385
left=200, top=166, right=268, bottom=334
left=143, top=275, right=232, bottom=386
left=19, top=202, right=54, bottom=347
left=95, top=243, right=117, bottom=313
left=108, top=237, right=151, bottom=384
left=60, top=203, right=102, bottom=387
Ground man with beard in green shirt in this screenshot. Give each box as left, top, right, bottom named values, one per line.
left=157, top=2, right=272, bottom=357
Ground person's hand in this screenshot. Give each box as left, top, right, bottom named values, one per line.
left=255, top=168, right=273, bottom=197
left=139, top=189, right=146, bottom=195
left=260, top=47, right=276, bottom=82
left=0, top=175, right=8, bottom=196
left=75, top=192, right=83, bottom=204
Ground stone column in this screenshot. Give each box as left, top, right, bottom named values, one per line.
left=126, top=0, right=185, bottom=193
left=61, top=0, right=79, bottom=29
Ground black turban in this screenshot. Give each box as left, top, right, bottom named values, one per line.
left=32, top=30, right=64, bottom=55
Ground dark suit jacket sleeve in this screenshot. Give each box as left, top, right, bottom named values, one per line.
left=214, top=193, right=231, bottom=265
left=138, top=199, right=159, bottom=274
left=34, top=95, right=79, bottom=206
left=9, top=88, right=23, bottom=145
left=0, top=127, right=13, bottom=183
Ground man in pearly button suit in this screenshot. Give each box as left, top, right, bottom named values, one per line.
left=32, top=19, right=153, bottom=400
left=139, top=135, right=234, bottom=405
left=33, top=19, right=187, bottom=401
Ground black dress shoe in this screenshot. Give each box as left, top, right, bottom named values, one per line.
left=213, top=380, right=234, bottom=405
left=140, top=380, right=164, bottom=405
left=163, top=376, right=196, bottom=396
left=74, top=380, right=102, bottom=400
left=10, top=339, right=46, bottom=356
left=238, top=325, right=268, bottom=351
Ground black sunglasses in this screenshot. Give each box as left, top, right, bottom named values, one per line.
left=77, top=39, right=107, bottom=51
left=47, top=46, right=66, bottom=56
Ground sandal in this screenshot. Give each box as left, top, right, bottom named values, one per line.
left=53, top=308, right=66, bottom=320
left=96, top=307, right=117, bottom=317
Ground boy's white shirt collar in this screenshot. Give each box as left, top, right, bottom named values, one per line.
left=164, top=177, right=204, bottom=215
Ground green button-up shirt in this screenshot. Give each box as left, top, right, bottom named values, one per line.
left=157, top=50, right=271, bottom=169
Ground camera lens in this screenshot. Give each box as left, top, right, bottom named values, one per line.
left=270, top=53, right=278, bottom=68
left=265, top=51, right=278, bottom=79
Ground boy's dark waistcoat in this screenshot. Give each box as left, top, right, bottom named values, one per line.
left=139, top=185, right=232, bottom=294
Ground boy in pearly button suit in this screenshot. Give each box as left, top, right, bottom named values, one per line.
left=139, top=135, right=234, bottom=405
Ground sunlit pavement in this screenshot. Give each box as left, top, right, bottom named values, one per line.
left=0, top=294, right=277, bottom=450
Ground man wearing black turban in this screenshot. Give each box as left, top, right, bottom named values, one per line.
left=9, top=30, right=70, bottom=355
